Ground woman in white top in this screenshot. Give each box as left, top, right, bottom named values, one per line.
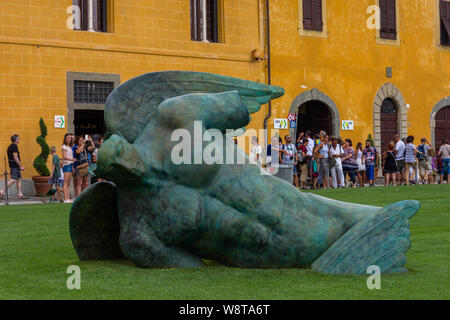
left=329, top=137, right=345, bottom=188
left=62, top=133, right=75, bottom=203
left=404, top=136, right=425, bottom=185
left=249, top=136, right=263, bottom=166
left=438, top=139, right=450, bottom=184
left=355, top=142, right=366, bottom=187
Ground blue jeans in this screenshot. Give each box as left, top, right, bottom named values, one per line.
left=442, top=158, right=450, bottom=175
left=366, top=165, right=374, bottom=180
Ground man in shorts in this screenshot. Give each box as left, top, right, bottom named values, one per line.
left=417, top=138, right=432, bottom=184
left=305, top=130, right=314, bottom=182
left=297, top=138, right=309, bottom=189
left=281, top=135, right=298, bottom=187
left=316, top=130, right=327, bottom=186
left=0, top=134, right=28, bottom=200
left=363, top=139, right=378, bottom=187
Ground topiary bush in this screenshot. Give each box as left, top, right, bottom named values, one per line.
left=367, top=133, right=374, bottom=147
left=33, top=117, right=50, bottom=176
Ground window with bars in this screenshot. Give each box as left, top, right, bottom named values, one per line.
left=440, top=0, right=450, bottom=46
left=190, top=0, right=219, bottom=43
left=381, top=98, right=397, bottom=114
left=379, top=0, right=397, bottom=40
left=303, top=0, right=323, bottom=32
left=73, top=0, right=108, bottom=32
left=74, top=80, right=114, bottom=104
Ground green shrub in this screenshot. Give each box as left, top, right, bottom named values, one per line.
left=33, top=118, right=50, bottom=176
left=367, top=133, right=374, bottom=147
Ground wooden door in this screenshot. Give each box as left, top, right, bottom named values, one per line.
left=435, top=106, right=450, bottom=147
left=310, top=102, right=332, bottom=135
left=380, top=98, right=398, bottom=152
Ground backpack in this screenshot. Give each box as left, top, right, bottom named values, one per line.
left=313, top=139, right=322, bottom=159
left=328, top=144, right=340, bottom=168
left=312, top=159, right=318, bottom=177
left=297, top=149, right=304, bottom=163
left=417, top=144, right=426, bottom=160
left=282, top=144, right=295, bottom=162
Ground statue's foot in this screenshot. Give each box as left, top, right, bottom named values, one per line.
left=311, top=200, right=420, bottom=274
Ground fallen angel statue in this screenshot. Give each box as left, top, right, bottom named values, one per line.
left=69, top=71, right=420, bottom=274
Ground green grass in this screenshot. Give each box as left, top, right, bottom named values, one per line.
left=0, top=185, right=449, bottom=300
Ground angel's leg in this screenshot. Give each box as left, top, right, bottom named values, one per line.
left=119, top=210, right=205, bottom=268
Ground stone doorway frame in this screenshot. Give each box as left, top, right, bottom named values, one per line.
left=373, top=83, right=408, bottom=152
left=430, top=96, right=450, bottom=147
left=66, top=71, right=121, bottom=134
left=289, top=88, right=340, bottom=139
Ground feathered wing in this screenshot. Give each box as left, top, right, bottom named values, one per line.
left=104, top=71, right=284, bottom=143
left=69, top=182, right=125, bottom=260
left=311, top=200, right=420, bottom=274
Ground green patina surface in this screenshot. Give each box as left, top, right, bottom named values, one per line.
left=69, top=71, right=420, bottom=274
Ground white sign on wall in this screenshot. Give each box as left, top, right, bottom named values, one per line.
left=342, top=120, right=354, bottom=131
left=54, top=115, right=65, bottom=128
left=274, top=118, right=288, bottom=129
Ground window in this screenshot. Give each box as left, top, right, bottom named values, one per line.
left=190, top=0, right=219, bottom=42
left=303, top=0, right=323, bottom=31
left=67, top=72, right=120, bottom=135
left=440, top=0, right=450, bottom=46
left=73, top=0, right=108, bottom=32
left=380, top=98, right=397, bottom=114
left=379, top=0, right=397, bottom=40
left=74, top=80, right=114, bottom=104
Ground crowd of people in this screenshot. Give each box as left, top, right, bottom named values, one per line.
left=0, top=133, right=104, bottom=203
left=58, top=133, right=103, bottom=203
left=264, top=130, right=450, bottom=190
left=1, top=128, right=449, bottom=201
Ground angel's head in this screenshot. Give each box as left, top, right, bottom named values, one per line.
left=95, top=133, right=145, bottom=181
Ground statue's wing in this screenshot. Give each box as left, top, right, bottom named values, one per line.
left=105, top=71, right=284, bottom=143
left=69, top=182, right=125, bottom=261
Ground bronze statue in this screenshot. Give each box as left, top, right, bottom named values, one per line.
left=69, top=72, right=419, bottom=274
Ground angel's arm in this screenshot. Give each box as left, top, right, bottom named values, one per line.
left=157, top=91, right=250, bottom=133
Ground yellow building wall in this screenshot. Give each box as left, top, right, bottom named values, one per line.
left=268, top=0, right=450, bottom=145
left=0, top=0, right=267, bottom=178
left=3, top=0, right=448, bottom=180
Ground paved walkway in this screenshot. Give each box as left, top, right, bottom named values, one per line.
left=0, top=196, right=61, bottom=206
left=1, top=179, right=443, bottom=207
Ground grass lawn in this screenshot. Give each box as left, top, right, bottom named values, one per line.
left=0, top=184, right=449, bottom=300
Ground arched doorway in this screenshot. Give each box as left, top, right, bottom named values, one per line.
left=431, top=96, right=450, bottom=148
left=289, top=88, right=340, bottom=140
left=373, top=83, right=407, bottom=154
left=380, top=98, right=398, bottom=151
left=435, top=106, right=450, bottom=146
left=296, top=101, right=332, bottom=138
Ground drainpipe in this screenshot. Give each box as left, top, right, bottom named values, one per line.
left=263, top=0, right=272, bottom=157
left=88, top=0, right=94, bottom=32
left=201, top=0, right=209, bottom=42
